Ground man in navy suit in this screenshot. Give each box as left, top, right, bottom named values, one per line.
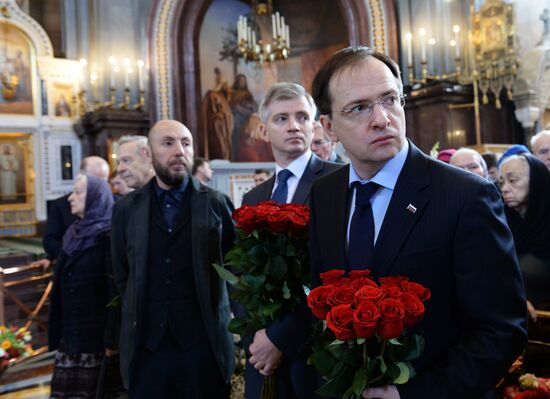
left=241, top=82, right=341, bottom=398
left=309, top=46, right=527, bottom=399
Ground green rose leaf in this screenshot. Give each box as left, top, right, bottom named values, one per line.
left=212, top=263, right=239, bottom=285
left=266, top=255, right=287, bottom=279
left=282, top=281, right=291, bottom=299
left=392, top=362, right=411, bottom=384
left=352, top=366, right=368, bottom=396
left=227, top=317, right=247, bottom=335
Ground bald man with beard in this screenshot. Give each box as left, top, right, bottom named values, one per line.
left=111, top=120, right=235, bottom=398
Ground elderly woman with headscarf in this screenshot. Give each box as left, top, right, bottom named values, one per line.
left=499, top=154, right=550, bottom=323
left=48, top=174, right=120, bottom=398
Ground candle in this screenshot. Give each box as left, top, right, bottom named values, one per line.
left=285, top=24, right=290, bottom=48
left=123, top=58, right=131, bottom=88
left=108, top=56, right=116, bottom=88
left=136, top=60, right=144, bottom=91
left=272, top=14, right=276, bottom=38
left=280, top=16, right=286, bottom=40
left=126, top=68, right=133, bottom=90
left=276, top=12, right=280, bottom=38
left=79, top=58, right=87, bottom=91
left=90, top=72, right=98, bottom=100
left=405, top=32, right=413, bottom=65
left=428, top=38, right=436, bottom=71
left=418, top=28, right=426, bottom=62
left=452, top=25, right=461, bottom=58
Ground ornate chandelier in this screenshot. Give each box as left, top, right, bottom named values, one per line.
left=236, top=0, right=290, bottom=63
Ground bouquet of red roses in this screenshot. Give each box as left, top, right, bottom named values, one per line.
left=213, top=200, right=310, bottom=336
left=213, top=201, right=311, bottom=398
left=307, top=269, right=431, bottom=399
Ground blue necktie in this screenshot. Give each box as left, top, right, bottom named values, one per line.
left=348, top=182, right=380, bottom=269
left=271, top=169, right=293, bottom=203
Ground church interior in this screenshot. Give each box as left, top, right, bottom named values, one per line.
left=0, top=0, right=548, bottom=397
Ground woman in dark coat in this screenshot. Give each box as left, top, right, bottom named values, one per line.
left=499, top=154, right=550, bottom=352
left=48, top=174, right=119, bottom=398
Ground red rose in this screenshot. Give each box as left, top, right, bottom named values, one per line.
left=401, top=281, right=431, bottom=302
left=379, top=276, right=409, bottom=286
left=287, top=212, right=309, bottom=237
left=353, top=301, right=381, bottom=338
left=267, top=211, right=288, bottom=233
left=398, top=292, right=426, bottom=327
left=326, top=304, right=355, bottom=340
left=233, top=205, right=256, bottom=233
left=377, top=298, right=405, bottom=339
left=308, top=286, right=335, bottom=320
left=355, top=285, right=384, bottom=305
left=348, top=270, right=372, bottom=280
left=349, top=277, right=378, bottom=291
left=320, top=269, right=346, bottom=285
left=255, top=202, right=281, bottom=227
left=381, top=284, right=403, bottom=298
left=327, top=287, right=356, bottom=307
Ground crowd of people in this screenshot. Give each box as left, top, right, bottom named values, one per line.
left=42, top=46, right=548, bottom=399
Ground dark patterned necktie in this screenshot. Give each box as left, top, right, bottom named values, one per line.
left=348, top=181, right=380, bottom=269
left=271, top=169, right=293, bottom=204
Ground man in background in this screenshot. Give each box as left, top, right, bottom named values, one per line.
left=450, top=147, right=488, bottom=179
left=241, top=82, right=340, bottom=399
left=253, top=169, right=270, bottom=186
left=116, top=135, right=155, bottom=189
left=111, top=120, right=235, bottom=398
left=530, top=129, right=550, bottom=171
left=192, top=157, right=213, bottom=185
left=311, top=121, right=343, bottom=163
left=110, top=171, right=133, bottom=197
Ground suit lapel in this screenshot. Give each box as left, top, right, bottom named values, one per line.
left=132, top=182, right=152, bottom=293
left=257, top=175, right=276, bottom=202
left=190, top=178, right=210, bottom=302
left=292, top=154, right=322, bottom=204
left=373, top=144, right=431, bottom=277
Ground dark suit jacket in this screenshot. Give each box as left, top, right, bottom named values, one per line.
left=48, top=232, right=118, bottom=354
left=43, top=194, right=77, bottom=260
left=240, top=154, right=340, bottom=399
left=309, top=142, right=528, bottom=399
left=111, top=177, right=236, bottom=388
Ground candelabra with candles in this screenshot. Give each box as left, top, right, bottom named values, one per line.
left=406, top=1, right=517, bottom=106
left=74, top=56, right=147, bottom=116
left=236, top=0, right=290, bottom=64
left=404, top=0, right=518, bottom=144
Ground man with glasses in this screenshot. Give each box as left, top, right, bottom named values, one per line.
left=309, top=46, right=527, bottom=399
left=311, top=121, right=343, bottom=163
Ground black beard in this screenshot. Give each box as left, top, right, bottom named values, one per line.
left=152, top=157, right=188, bottom=187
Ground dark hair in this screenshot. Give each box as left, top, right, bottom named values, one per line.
left=254, top=169, right=270, bottom=175
left=192, top=157, right=208, bottom=175
left=482, top=152, right=497, bottom=169
left=311, top=46, right=403, bottom=116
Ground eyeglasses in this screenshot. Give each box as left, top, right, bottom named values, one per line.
left=331, top=94, right=406, bottom=123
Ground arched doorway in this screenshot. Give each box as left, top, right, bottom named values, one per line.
left=148, top=0, right=398, bottom=157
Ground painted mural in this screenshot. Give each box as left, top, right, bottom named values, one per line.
left=199, top=0, right=348, bottom=162
left=0, top=22, right=33, bottom=115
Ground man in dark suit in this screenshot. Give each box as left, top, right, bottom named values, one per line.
left=111, top=120, right=235, bottom=398
left=309, top=46, right=527, bottom=399
left=241, top=82, right=341, bottom=399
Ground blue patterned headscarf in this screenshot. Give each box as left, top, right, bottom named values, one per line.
left=62, top=175, right=113, bottom=257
